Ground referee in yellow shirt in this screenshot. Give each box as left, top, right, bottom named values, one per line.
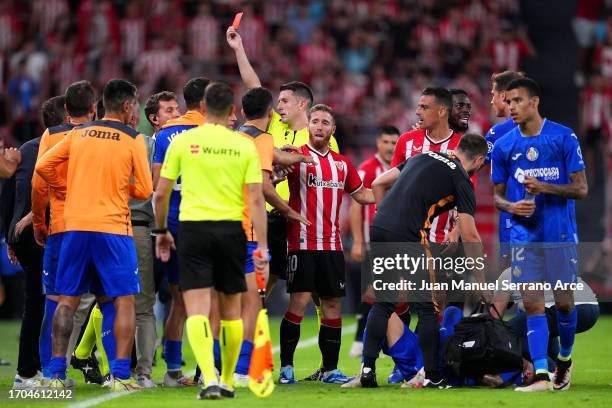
left=154, top=82, right=269, bottom=400
left=226, top=26, right=339, bottom=294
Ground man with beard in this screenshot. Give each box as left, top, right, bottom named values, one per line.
left=449, top=89, right=472, bottom=133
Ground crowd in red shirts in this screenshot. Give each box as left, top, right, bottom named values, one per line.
left=0, top=0, right=535, bottom=145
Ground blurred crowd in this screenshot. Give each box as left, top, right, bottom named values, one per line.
left=0, top=0, right=540, bottom=147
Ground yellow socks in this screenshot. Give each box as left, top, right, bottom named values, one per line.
left=186, top=315, right=217, bottom=386
left=220, top=319, right=244, bottom=389
left=74, top=307, right=98, bottom=360
left=90, top=306, right=109, bottom=376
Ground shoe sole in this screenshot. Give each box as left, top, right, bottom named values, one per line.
left=360, top=381, right=378, bottom=388
left=553, top=382, right=571, bottom=391
left=198, top=391, right=221, bottom=400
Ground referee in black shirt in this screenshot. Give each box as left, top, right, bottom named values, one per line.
left=358, top=133, right=488, bottom=389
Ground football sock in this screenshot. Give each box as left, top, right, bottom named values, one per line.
left=91, top=306, right=109, bottom=376
left=235, top=340, right=254, bottom=375
left=40, top=298, right=58, bottom=377
left=49, top=357, right=66, bottom=380
left=220, top=319, right=243, bottom=388
left=557, top=307, right=577, bottom=361
left=439, top=306, right=463, bottom=344
left=527, top=314, right=549, bottom=375
left=213, top=339, right=221, bottom=371
left=111, top=358, right=131, bottom=380
left=99, top=301, right=117, bottom=368
left=319, top=318, right=342, bottom=372
left=280, top=311, right=302, bottom=367
left=164, top=340, right=182, bottom=371
left=74, top=307, right=98, bottom=360
left=186, top=315, right=217, bottom=386
left=355, top=302, right=372, bottom=341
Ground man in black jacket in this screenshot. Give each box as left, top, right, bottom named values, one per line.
left=2, top=95, right=67, bottom=388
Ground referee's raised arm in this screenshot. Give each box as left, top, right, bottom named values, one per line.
left=227, top=26, right=261, bottom=89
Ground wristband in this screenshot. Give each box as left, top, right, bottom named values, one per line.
left=151, top=228, right=168, bottom=235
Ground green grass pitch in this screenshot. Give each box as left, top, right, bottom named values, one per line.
left=0, top=316, right=610, bottom=407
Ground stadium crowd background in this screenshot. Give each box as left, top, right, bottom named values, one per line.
left=0, top=0, right=611, bottom=317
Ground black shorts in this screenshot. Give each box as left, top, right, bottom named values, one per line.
left=286, top=250, right=346, bottom=297
left=177, top=221, right=247, bottom=294
left=268, top=213, right=287, bottom=279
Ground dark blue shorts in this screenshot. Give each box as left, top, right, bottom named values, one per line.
left=42, top=233, right=63, bottom=296
left=510, top=244, right=578, bottom=285
left=56, top=231, right=140, bottom=297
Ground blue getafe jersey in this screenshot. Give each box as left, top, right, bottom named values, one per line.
left=153, top=124, right=198, bottom=229
left=485, top=117, right=517, bottom=241
left=491, top=119, right=585, bottom=243
left=485, top=117, right=516, bottom=164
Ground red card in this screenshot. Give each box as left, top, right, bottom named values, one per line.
left=232, top=12, right=243, bottom=29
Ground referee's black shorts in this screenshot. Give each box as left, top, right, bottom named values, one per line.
left=177, top=221, right=247, bottom=294
left=267, top=212, right=287, bottom=279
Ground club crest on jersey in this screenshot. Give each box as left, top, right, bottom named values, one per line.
left=335, top=161, right=345, bottom=172
left=190, top=144, right=199, bottom=154
left=526, top=147, right=539, bottom=161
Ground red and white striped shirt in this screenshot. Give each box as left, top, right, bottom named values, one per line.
left=357, top=154, right=389, bottom=242
left=391, top=129, right=462, bottom=243
left=489, top=39, right=529, bottom=72
left=287, top=145, right=363, bottom=252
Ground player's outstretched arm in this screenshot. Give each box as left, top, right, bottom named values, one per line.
left=351, top=186, right=376, bottom=205
left=273, top=147, right=314, bottom=166
left=493, top=183, right=535, bottom=217
left=226, top=26, right=261, bottom=89
left=261, top=171, right=311, bottom=226
left=371, top=167, right=400, bottom=205
left=523, top=170, right=588, bottom=200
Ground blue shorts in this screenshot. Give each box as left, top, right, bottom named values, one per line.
left=56, top=231, right=140, bottom=297
left=510, top=244, right=578, bottom=285
left=42, top=233, right=63, bottom=296
left=382, top=324, right=423, bottom=380
left=159, top=229, right=180, bottom=285
left=245, top=241, right=271, bottom=274
left=499, top=228, right=511, bottom=258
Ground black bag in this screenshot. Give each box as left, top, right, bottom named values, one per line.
left=443, top=305, right=523, bottom=382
